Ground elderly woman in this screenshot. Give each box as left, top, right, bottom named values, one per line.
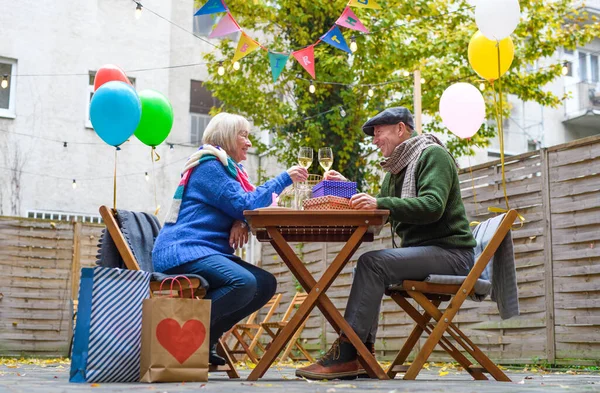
left=153, top=112, right=308, bottom=365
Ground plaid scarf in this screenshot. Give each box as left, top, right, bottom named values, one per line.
left=380, top=134, right=457, bottom=199
left=164, top=144, right=255, bottom=224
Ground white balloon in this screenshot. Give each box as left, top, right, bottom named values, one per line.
left=475, top=0, right=520, bottom=41
left=439, top=83, right=486, bottom=139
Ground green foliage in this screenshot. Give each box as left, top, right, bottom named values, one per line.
left=201, top=0, right=600, bottom=189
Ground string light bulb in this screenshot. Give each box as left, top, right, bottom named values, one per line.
left=169, top=144, right=174, bottom=150
left=72, top=179, right=77, bottom=189
left=233, top=61, right=240, bottom=71
left=1, top=75, right=7, bottom=89
left=562, top=62, right=569, bottom=75
left=217, top=62, right=225, bottom=76
left=145, top=172, right=149, bottom=182
left=479, top=82, right=485, bottom=91
left=135, top=2, right=143, bottom=19
left=350, top=36, right=357, bottom=53
left=309, top=81, right=315, bottom=94
left=420, top=77, right=425, bottom=84
left=367, top=88, right=374, bottom=97
left=403, top=71, right=410, bottom=77
left=339, top=106, right=346, bottom=118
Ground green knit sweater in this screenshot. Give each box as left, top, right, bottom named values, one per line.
left=376, top=145, right=476, bottom=249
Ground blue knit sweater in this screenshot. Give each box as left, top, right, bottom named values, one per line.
left=152, top=160, right=292, bottom=273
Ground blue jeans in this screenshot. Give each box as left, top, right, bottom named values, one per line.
left=164, top=254, right=277, bottom=345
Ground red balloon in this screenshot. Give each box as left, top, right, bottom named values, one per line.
left=93, top=64, right=131, bottom=91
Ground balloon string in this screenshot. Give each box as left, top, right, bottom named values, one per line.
left=113, top=147, right=119, bottom=211
left=494, top=42, right=510, bottom=211
left=152, top=146, right=161, bottom=162
left=151, top=148, right=160, bottom=216
left=467, top=138, right=477, bottom=206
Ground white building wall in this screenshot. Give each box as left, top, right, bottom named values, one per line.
left=0, top=0, right=217, bottom=219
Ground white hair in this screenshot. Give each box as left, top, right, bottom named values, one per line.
left=202, top=112, right=250, bottom=155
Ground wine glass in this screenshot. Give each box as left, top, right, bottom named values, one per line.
left=318, top=147, right=333, bottom=172
left=298, top=147, right=313, bottom=170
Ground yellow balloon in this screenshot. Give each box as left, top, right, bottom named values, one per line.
left=468, top=31, right=514, bottom=81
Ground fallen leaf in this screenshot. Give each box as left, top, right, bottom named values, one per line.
left=334, top=384, right=357, bottom=388
left=90, top=383, right=100, bottom=387
left=439, top=371, right=449, bottom=376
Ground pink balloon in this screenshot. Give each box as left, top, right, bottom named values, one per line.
left=439, top=83, right=486, bottom=139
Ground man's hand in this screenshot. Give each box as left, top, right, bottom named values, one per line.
left=229, top=220, right=249, bottom=249
left=350, top=193, right=377, bottom=210
left=323, top=170, right=348, bottom=181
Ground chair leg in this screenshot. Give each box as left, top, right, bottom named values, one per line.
left=232, top=329, right=259, bottom=364
left=217, top=339, right=240, bottom=379
left=410, top=292, right=510, bottom=382
left=386, top=294, right=436, bottom=378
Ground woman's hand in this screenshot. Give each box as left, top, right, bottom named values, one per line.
left=350, top=193, right=377, bottom=210
left=323, top=170, right=347, bottom=181
left=287, top=166, right=309, bottom=183
left=229, top=220, right=249, bottom=249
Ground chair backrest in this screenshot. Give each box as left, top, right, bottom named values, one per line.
left=280, top=292, right=308, bottom=323
left=99, top=205, right=142, bottom=272
left=465, top=210, right=517, bottom=286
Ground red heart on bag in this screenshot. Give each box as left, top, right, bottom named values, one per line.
left=156, top=318, right=206, bottom=364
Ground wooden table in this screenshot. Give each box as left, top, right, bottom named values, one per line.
left=243, top=209, right=390, bottom=381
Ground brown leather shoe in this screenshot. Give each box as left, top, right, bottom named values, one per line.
left=296, top=336, right=360, bottom=380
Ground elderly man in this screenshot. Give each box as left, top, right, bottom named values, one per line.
left=296, top=107, right=476, bottom=380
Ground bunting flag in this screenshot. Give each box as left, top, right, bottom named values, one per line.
left=268, top=52, right=290, bottom=82
left=348, top=0, right=381, bottom=10
left=194, top=0, right=228, bottom=16
left=232, top=32, right=261, bottom=62
left=292, top=46, right=316, bottom=79
left=208, top=13, right=241, bottom=38
left=336, top=7, right=369, bottom=33
left=321, top=26, right=351, bottom=53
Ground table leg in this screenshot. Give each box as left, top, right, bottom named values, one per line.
left=247, top=226, right=388, bottom=381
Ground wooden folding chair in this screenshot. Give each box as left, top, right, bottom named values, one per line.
left=261, top=292, right=315, bottom=363
left=99, top=205, right=240, bottom=379
left=226, top=293, right=282, bottom=364
left=384, top=210, right=518, bottom=382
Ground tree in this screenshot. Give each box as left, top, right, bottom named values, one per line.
left=202, top=0, right=600, bottom=189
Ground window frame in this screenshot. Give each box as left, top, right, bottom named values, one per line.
left=0, top=57, right=17, bottom=119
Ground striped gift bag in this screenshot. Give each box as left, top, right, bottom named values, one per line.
left=70, top=267, right=151, bottom=383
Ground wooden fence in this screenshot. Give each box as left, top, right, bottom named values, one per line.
left=259, top=135, right=600, bottom=365
left=0, top=135, right=598, bottom=363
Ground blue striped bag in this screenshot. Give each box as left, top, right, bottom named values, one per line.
left=70, top=267, right=151, bottom=383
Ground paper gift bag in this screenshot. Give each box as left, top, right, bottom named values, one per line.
left=140, top=277, right=211, bottom=382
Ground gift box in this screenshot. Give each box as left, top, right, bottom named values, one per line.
left=312, top=180, right=357, bottom=199
left=303, top=196, right=352, bottom=211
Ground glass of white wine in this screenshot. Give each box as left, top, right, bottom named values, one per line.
left=318, top=147, right=333, bottom=172
left=298, top=147, right=313, bottom=170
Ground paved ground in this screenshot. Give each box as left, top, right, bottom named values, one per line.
left=1, top=361, right=599, bottom=393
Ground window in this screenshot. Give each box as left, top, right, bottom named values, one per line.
left=591, top=54, right=599, bottom=83
left=564, top=48, right=574, bottom=55
left=190, top=80, right=221, bottom=144
left=86, top=71, right=136, bottom=129
left=527, top=140, right=538, bottom=152
left=27, top=210, right=103, bottom=224
left=579, top=52, right=588, bottom=82
left=0, top=57, right=17, bottom=118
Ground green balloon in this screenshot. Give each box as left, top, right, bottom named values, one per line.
left=134, top=89, right=174, bottom=147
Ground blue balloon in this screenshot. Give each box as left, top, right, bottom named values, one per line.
left=90, top=81, right=142, bottom=146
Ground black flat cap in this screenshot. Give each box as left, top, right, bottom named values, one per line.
left=361, top=106, right=414, bottom=136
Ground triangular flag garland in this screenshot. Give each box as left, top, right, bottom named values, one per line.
left=268, top=52, right=290, bottom=82
left=292, top=46, right=316, bottom=79
left=232, top=32, right=261, bottom=63
left=348, top=0, right=381, bottom=10
left=194, top=0, right=227, bottom=16
left=208, top=13, right=241, bottom=38
left=336, top=7, right=369, bottom=33
left=195, top=0, right=380, bottom=81
left=321, top=26, right=352, bottom=53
